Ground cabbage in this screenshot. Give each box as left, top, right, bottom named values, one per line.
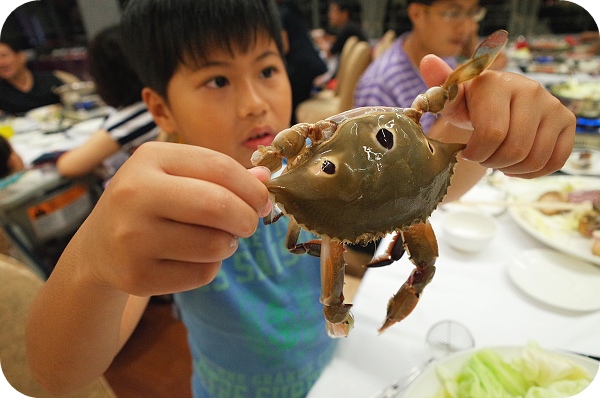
left=432, top=342, right=593, bottom=398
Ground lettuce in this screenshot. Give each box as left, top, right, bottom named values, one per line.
left=433, top=342, right=593, bottom=398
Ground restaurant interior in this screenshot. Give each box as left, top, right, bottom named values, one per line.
left=0, top=1, right=599, bottom=397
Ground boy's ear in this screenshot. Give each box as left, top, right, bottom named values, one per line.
left=142, top=87, right=178, bottom=134
left=407, top=3, right=425, bottom=23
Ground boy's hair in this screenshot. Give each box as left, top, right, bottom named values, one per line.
left=87, top=25, right=144, bottom=108
left=406, top=0, right=436, bottom=5
left=120, top=0, right=285, bottom=100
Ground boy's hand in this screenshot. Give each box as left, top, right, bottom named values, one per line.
left=70, top=142, right=271, bottom=296
left=420, top=54, right=576, bottom=179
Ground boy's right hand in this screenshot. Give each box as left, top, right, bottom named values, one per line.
left=68, top=142, right=272, bottom=296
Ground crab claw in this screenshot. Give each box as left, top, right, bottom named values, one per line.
left=378, top=222, right=438, bottom=333
left=324, top=304, right=355, bottom=337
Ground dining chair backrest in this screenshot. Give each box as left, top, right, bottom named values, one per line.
left=334, top=35, right=359, bottom=96
left=373, top=29, right=397, bottom=59
left=0, top=254, right=117, bottom=397
left=337, top=40, right=372, bottom=112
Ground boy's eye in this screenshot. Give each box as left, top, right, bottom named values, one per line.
left=261, top=66, right=276, bottom=79
left=207, top=76, right=229, bottom=88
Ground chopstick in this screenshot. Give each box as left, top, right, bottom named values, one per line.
left=448, top=200, right=594, bottom=211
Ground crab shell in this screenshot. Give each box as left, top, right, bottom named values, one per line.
left=265, top=108, right=466, bottom=244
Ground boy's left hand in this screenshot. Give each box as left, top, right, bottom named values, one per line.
left=420, top=54, right=576, bottom=179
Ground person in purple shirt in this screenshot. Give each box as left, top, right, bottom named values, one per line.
left=355, top=0, right=507, bottom=201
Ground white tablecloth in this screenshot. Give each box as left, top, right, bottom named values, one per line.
left=308, top=181, right=600, bottom=397
left=7, top=115, right=105, bottom=166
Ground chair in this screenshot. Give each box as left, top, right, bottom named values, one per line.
left=373, top=29, right=396, bottom=59
left=310, top=35, right=359, bottom=102
left=296, top=39, right=372, bottom=124
left=0, top=254, right=116, bottom=397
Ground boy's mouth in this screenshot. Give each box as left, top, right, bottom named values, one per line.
left=244, top=132, right=275, bottom=150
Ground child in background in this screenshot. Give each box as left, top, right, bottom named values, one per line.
left=25, top=0, right=575, bottom=397
left=56, top=25, right=159, bottom=180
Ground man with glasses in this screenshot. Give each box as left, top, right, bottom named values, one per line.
left=354, top=0, right=507, bottom=201
left=355, top=0, right=502, bottom=132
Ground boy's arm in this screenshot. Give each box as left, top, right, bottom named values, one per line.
left=56, top=129, right=121, bottom=177
left=26, top=142, right=272, bottom=395
left=420, top=54, right=575, bottom=180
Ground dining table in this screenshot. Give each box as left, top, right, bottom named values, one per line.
left=5, top=106, right=109, bottom=166
left=307, top=173, right=600, bottom=398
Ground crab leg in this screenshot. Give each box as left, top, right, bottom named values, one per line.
left=411, top=29, right=508, bottom=115
left=320, top=236, right=354, bottom=338
left=379, top=221, right=438, bottom=333
left=284, top=218, right=321, bottom=257
left=367, top=232, right=406, bottom=268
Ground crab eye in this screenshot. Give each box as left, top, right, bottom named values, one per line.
left=321, top=159, right=336, bottom=174
left=376, top=128, right=394, bottom=150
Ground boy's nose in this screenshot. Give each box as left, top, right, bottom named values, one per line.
left=238, top=84, right=268, bottom=118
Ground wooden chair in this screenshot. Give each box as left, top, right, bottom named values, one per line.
left=373, top=29, right=397, bottom=59
left=0, top=254, right=116, bottom=397
left=296, top=39, right=372, bottom=124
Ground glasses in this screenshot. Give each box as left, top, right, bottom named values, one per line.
left=424, top=6, right=487, bottom=23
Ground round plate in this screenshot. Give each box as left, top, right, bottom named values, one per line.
left=562, top=148, right=600, bottom=176
left=403, top=346, right=599, bottom=398
left=508, top=248, right=600, bottom=312
left=505, top=175, right=600, bottom=266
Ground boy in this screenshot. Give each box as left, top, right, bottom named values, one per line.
left=25, top=0, right=575, bottom=397
left=355, top=0, right=509, bottom=201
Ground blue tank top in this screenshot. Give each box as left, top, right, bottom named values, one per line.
left=174, top=218, right=337, bottom=397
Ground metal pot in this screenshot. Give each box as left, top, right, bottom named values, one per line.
left=547, top=80, right=600, bottom=119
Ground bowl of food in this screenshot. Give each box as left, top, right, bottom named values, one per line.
left=442, top=210, right=497, bottom=252
left=548, top=80, right=600, bottom=119
left=403, top=343, right=598, bottom=398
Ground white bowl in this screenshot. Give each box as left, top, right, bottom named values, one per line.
left=442, top=210, right=497, bottom=252
left=403, top=345, right=599, bottom=398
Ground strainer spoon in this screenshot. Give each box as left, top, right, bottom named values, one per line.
left=369, top=319, right=475, bottom=398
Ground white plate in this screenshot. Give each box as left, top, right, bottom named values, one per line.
left=505, top=175, right=600, bottom=266
left=508, top=248, right=600, bottom=311
left=562, top=148, right=600, bottom=176
left=404, top=346, right=599, bottom=398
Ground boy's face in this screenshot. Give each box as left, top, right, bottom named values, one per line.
left=147, top=33, right=292, bottom=168
left=411, top=0, right=481, bottom=57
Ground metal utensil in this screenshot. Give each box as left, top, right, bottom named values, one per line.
left=369, top=320, right=475, bottom=398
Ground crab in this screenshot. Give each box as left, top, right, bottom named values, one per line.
left=251, top=30, right=508, bottom=338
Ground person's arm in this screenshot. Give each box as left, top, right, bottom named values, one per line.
left=419, top=54, right=575, bottom=179
left=56, top=129, right=121, bottom=177
left=26, top=142, right=272, bottom=395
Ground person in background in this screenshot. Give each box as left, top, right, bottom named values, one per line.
left=25, top=0, right=575, bottom=397
left=56, top=25, right=159, bottom=180
left=0, top=37, right=78, bottom=115
left=326, top=0, right=368, bottom=59
left=312, top=0, right=368, bottom=85
left=0, top=134, right=24, bottom=179
left=276, top=0, right=328, bottom=124
left=354, top=0, right=507, bottom=200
